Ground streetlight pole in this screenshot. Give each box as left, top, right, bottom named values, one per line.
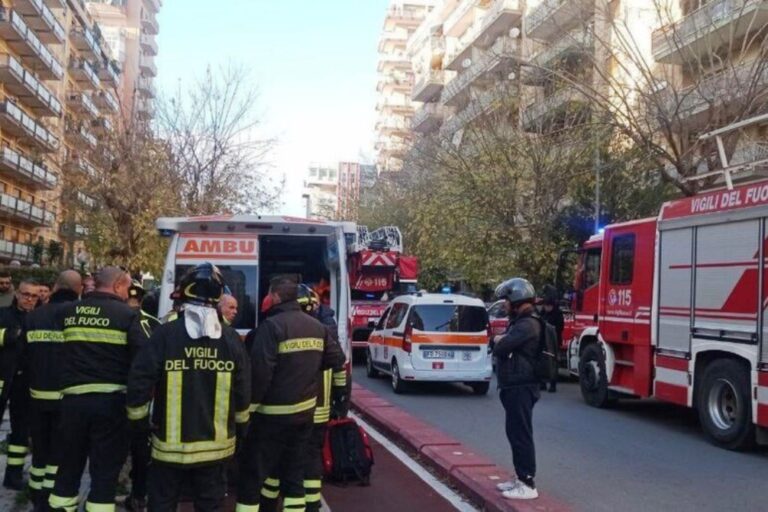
left=594, top=146, right=601, bottom=233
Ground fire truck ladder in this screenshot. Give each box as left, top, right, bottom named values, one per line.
left=693, top=112, right=768, bottom=190
left=368, top=226, right=403, bottom=253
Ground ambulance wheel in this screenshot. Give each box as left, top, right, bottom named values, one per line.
left=469, top=382, right=490, bottom=395
left=697, top=359, right=754, bottom=451
left=391, top=359, right=407, bottom=394
left=579, top=344, right=613, bottom=408
left=365, top=349, right=379, bottom=378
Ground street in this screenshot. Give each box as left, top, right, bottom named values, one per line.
left=353, top=364, right=768, bottom=512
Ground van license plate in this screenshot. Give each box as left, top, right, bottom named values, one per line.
left=423, top=350, right=454, bottom=359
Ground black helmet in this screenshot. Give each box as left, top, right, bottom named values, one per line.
left=128, top=280, right=145, bottom=300
left=540, top=284, right=558, bottom=306
left=141, top=289, right=160, bottom=318
left=297, top=284, right=319, bottom=314
left=178, top=263, right=225, bottom=307
left=495, top=278, right=536, bottom=305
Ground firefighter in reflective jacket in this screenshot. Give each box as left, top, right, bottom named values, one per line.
left=260, top=285, right=348, bottom=512
left=22, top=271, right=82, bottom=511
left=127, top=263, right=251, bottom=512
left=49, top=267, right=149, bottom=512
left=237, top=275, right=346, bottom=512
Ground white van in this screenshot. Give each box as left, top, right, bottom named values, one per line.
left=155, top=215, right=351, bottom=356
left=365, top=293, right=492, bottom=394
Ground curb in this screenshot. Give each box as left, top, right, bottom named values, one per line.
left=350, top=383, right=571, bottom=512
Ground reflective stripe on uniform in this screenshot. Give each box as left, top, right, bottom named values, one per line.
left=283, top=496, right=306, bottom=510
left=277, top=338, right=324, bottom=354
left=151, top=444, right=235, bottom=465
left=140, top=319, right=152, bottom=338
left=235, top=504, right=260, bottom=512
left=31, top=388, right=62, bottom=400
left=85, top=502, right=116, bottom=512
left=314, top=370, right=332, bottom=424
left=63, top=328, right=127, bottom=345
left=27, top=330, right=64, bottom=343
left=46, top=465, right=58, bottom=475
left=7, top=444, right=28, bottom=454
left=332, top=370, right=347, bottom=387
left=62, top=383, right=126, bottom=395
left=304, top=479, right=322, bottom=504
left=49, top=494, right=78, bottom=512
left=127, top=402, right=150, bottom=420
left=214, top=372, right=231, bottom=441
left=29, top=479, right=43, bottom=490
left=261, top=476, right=280, bottom=499
left=166, top=371, right=182, bottom=444
left=235, top=409, right=250, bottom=424
left=29, top=466, right=46, bottom=477
left=0, top=328, right=6, bottom=347
left=42, top=478, right=55, bottom=489
left=29, top=465, right=44, bottom=490
left=313, top=407, right=330, bottom=424
left=249, top=397, right=317, bottom=416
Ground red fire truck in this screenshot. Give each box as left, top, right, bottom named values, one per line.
left=562, top=179, right=768, bottom=449
left=344, top=225, right=419, bottom=353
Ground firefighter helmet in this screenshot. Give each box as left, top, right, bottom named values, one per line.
left=178, top=263, right=225, bottom=307
left=495, top=278, right=536, bottom=305
left=128, top=280, right=145, bottom=300
left=297, top=284, right=319, bottom=314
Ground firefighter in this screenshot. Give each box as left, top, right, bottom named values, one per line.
left=237, top=275, right=345, bottom=512
left=22, top=271, right=82, bottom=510
left=124, top=281, right=160, bottom=512
left=493, top=278, right=542, bottom=501
left=48, top=267, right=149, bottom=512
left=260, top=285, right=348, bottom=512
left=0, top=279, right=39, bottom=490
left=127, top=263, right=251, bottom=511
left=538, top=285, right=563, bottom=393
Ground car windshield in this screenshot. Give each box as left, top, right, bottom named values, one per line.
left=409, top=305, right=488, bottom=333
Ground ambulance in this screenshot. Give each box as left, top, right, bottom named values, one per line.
left=155, top=215, right=351, bottom=356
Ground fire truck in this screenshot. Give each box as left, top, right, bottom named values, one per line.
left=343, top=225, right=419, bottom=353
left=562, top=173, right=768, bottom=449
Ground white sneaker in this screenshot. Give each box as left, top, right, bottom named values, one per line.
left=495, top=480, right=518, bottom=492
left=502, top=482, right=539, bottom=500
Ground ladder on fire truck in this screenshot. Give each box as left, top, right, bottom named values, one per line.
left=349, top=226, right=404, bottom=254
left=690, top=112, right=768, bottom=190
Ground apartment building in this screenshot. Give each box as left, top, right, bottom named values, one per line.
left=338, top=161, right=377, bottom=221
left=0, top=0, right=120, bottom=264
left=375, top=1, right=433, bottom=175
left=303, top=164, right=339, bottom=221
left=86, top=0, right=159, bottom=119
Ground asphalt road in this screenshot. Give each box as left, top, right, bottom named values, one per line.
left=352, top=364, right=768, bottom=512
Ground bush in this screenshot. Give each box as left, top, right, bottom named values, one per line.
left=3, top=267, right=62, bottom=286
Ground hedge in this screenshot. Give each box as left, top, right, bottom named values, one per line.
left=2, top=267, right=63, bottom=286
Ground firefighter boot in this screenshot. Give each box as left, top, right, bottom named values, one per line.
left=125, top=494, right=147, bottom=512
left=3, top=464, right=25, bottom=491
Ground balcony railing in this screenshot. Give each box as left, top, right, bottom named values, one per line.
left=475, top=0, right=523, bottom=46
left=531, top=27, right=593, bottom=70
left=66, top=121, right=98, bottom=149
left=137, top=78, right=156, bottom=98
left=523, top=85, right=589, bottom=127
left=0, top=100, right=59, bottom=152
left=77, top=191, right=96, bottom=208
left=135, top=99, right=154, bottom=119
left=444, top=0, right=481, bottom=37
left=0, top=239, right=33, bottom=263
left=91, top=117, right=112, bottom=134
left=652, top=0, right=768, bottom=64
left=140, top=33, right=158, bottom=56
left=0, top=192, right=54, bottom=227
left=0, top=53, right=61, bottom=117
left=69, top=58, right=101, bottom=89
left=526, top=0, right=595, bottom=41
left=0, top=145, right=57, bottom=189
left=141, top=11, right=159, bottom=35
left=412, top=103, right=444, bottom=133
left=412, top=70, right=446, bottom=102
left=70, top=25, right=99, bottom=59
left=442, top=36, right=519, bottom=106
left=144, top=0, right=161, bottom=14
left=65, top=155, right=97, bottom=177
left=15, top=0, right=66, bottom=44
left=67, top=92, right=99, bottom=118
left=0, top=8, right=64, bottom=80
left=139, top=56, right=157, bottom=77
left=94, top=90, right=119, bottom=113
left=97, top=60, right=119, bottom=86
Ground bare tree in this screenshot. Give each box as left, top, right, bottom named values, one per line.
left=157, top=64, right=281, bottom=214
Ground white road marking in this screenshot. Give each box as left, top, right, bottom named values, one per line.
left=350, top=412, right=479, bottom=512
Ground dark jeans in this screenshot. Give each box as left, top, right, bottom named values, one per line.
left=148, top=462, right=226, bottom=512
left=500, top=385, right=540, bottom=487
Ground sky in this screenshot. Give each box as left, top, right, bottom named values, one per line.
left=155, top=0, right=389, bottom=216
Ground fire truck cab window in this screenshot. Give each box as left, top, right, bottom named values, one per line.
left=610, top=235, right=635, bottom=285
left=582, top=249, right=601, bottom=290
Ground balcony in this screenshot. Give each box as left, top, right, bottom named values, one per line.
left=144, top=0, right=161, bottom=14
left=526, top=0, right=595, bottom=41
left=14, top=0, right=65, bottom=44
left=442, top=36, right=519, bottom=107
left=524, top=27, right=594, bottom=85
left=522, top=85, right=589, bottom=130
left=70, top=26, right=99, bottom=60
left=384, top=5, right=427, bottom=30
left=0, top=9, right=64, bottom=80
left=376, top=95, right=413, bottom=113
left=0, top=146, right=57, bottom=189
left=135, top=99, right=154, bottom=120
left=378, top=28, right=409, bottom=53
left=0, top=193, right=54, bottom=227
left=412, top=103, right=445, bottom=133
left=652, top=0, right=768, bottom=65
left=0, top=100, right=59, bottom=152
left=65, top=154, right=97, bottom=178
left=0, top=239, right=33, bottom=263
left=412, top=70, right=446, bottom=102
left=375, top=118, right=410, bottom=136
left=43, top=0, right=66, bottom=8
left=91, top=117, right=112, bottom=135
left=474, top=0, right=523, bottom=46
left=94, top=90, right=119, bottom=113
left=444, top=0, right=483, bottom=37
left=66, top=121, right=98, bottom=150
left=140, top=33, right=158, bottom=56
left=137, top=78, right=156, bottom=98
left=141, top=11, right=159, bottom=35
left=0, top=54, right=61, bottom=117
left=66, top=92, right=99, bottom=119
left=377, top=52, right=410, bottom=73
left=97, top=60, right=119, bottom=86
left=139, top=55, right=157, bottom=77
left=77, top=191, right=96, bottom=209
left=377, top=72, right=414, bottom=92
left=69, top=58, right=100, bottom=89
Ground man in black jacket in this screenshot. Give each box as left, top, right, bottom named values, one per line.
left=492, top=277, right=541, bottom=501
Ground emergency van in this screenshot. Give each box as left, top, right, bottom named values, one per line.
left=155, top=215, right=351, bottom=356
left=365, top=293, right=492, bottom=395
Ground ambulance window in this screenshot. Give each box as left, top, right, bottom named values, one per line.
left=610, top=235, right=635, bottom=285
left=174, top=265, right=257, bottom=331
left=376, top=308, right=391, bottom=330
left=386, top=303, right=408, bottom=329
left=582, top=250, right=601, bottom=290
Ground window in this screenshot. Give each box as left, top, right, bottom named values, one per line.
left=582, top=249, right=601, bottom=290
left=376, top=307, right=391, bottom=330
left=385, top=303, right=408, bottom=329
left=488, top=301, right=506, bottom=319
left=408, top=305, right=488, bottom=333
left=610, top=235, right=635, bottom=285
left=175, top=264, right=257, bottom=330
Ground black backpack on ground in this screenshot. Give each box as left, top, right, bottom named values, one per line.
left=323, top=417, right=374, bottom=486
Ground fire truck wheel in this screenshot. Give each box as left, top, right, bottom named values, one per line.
left=697, top=359, right=755, bottom=451
left=578, top=343, right=613, bottom=408
left=366, top=349, right=379, bottom=378
left=391, top=359, right=408, bottom=394
left=468, top=382, right=490, bottom=395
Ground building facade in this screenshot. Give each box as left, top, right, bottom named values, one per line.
left=303, top=164, right=338, bottom=220
left=338, top=161, right=377, bottom=221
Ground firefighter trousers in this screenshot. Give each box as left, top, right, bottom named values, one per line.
left=49, top=393, right=130, bottom=512
left=500, top=385, right=540, bottom=487
left=3, top=370, right=30, bottom=480
left=148, top=462, right=226, bottom=512
left=29, top=400, right=60, bottom=509
left=129, top=430, right=151, bottom=499
left=237, top=418, right=313, bottom=510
